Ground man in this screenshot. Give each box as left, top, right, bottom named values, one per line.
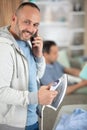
left=40, top=40, right=87, bottom=94
left=0, top=3, right=58, bottom=130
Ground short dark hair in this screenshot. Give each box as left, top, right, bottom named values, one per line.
left=43, top=40, right=57, bottom=54
left=16, top=2, right=40, bottom=14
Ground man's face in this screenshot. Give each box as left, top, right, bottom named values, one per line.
left=46, top=45, right=59, bottom=63
left=11, top=6, right=40, bottom=41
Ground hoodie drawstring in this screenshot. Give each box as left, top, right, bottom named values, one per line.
left=11, top=44, right=19, bottom=78
left=21, top=54, right=27, bottom=86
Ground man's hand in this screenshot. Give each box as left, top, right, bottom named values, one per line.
left=38, top=85, right=58, bottom=105
left=32, top=34, right=43, bottom=58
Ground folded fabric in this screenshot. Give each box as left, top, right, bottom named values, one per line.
left=56, top=108, right=87, bottom=130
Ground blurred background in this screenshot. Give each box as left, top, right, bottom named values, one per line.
left=0, top=0, right=87, bottom=69
left=0, top=0, right=87, bottom=130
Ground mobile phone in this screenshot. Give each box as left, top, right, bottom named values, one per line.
left=30, top=31, right=38, bottom=43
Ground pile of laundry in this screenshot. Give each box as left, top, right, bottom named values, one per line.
left=56, top=108, right=87, bottom=130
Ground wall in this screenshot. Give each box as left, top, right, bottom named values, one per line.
left=84, top=0, right=87, bottom=55
left=0, top=0, right=22, bottom=27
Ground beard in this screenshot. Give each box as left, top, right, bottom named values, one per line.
left=14, top=21, right=34, bottom=41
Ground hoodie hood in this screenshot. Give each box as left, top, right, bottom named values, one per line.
left=0, top=26, right=21, bottom=51
left=0, top=26, right=31, bottom=58
left=0, top=26, right=28, bottom=79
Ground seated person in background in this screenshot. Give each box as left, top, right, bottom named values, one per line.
left=40, top=40, right=87, bottom=95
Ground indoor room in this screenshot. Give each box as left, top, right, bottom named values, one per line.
left=0, top=0, right=87, bottom=130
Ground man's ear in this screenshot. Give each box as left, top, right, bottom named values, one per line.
left=12, top=14, right=17, bottom=23
left=43, top=52, right=48, bottom=58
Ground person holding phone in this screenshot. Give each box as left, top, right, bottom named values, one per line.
left=0, top=2, right=58, bottom=130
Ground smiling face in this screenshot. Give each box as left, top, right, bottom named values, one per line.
left=10, top=6, right=40, bottom=41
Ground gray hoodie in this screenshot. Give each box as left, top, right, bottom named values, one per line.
left=0, top=26, right=45, bottom=128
